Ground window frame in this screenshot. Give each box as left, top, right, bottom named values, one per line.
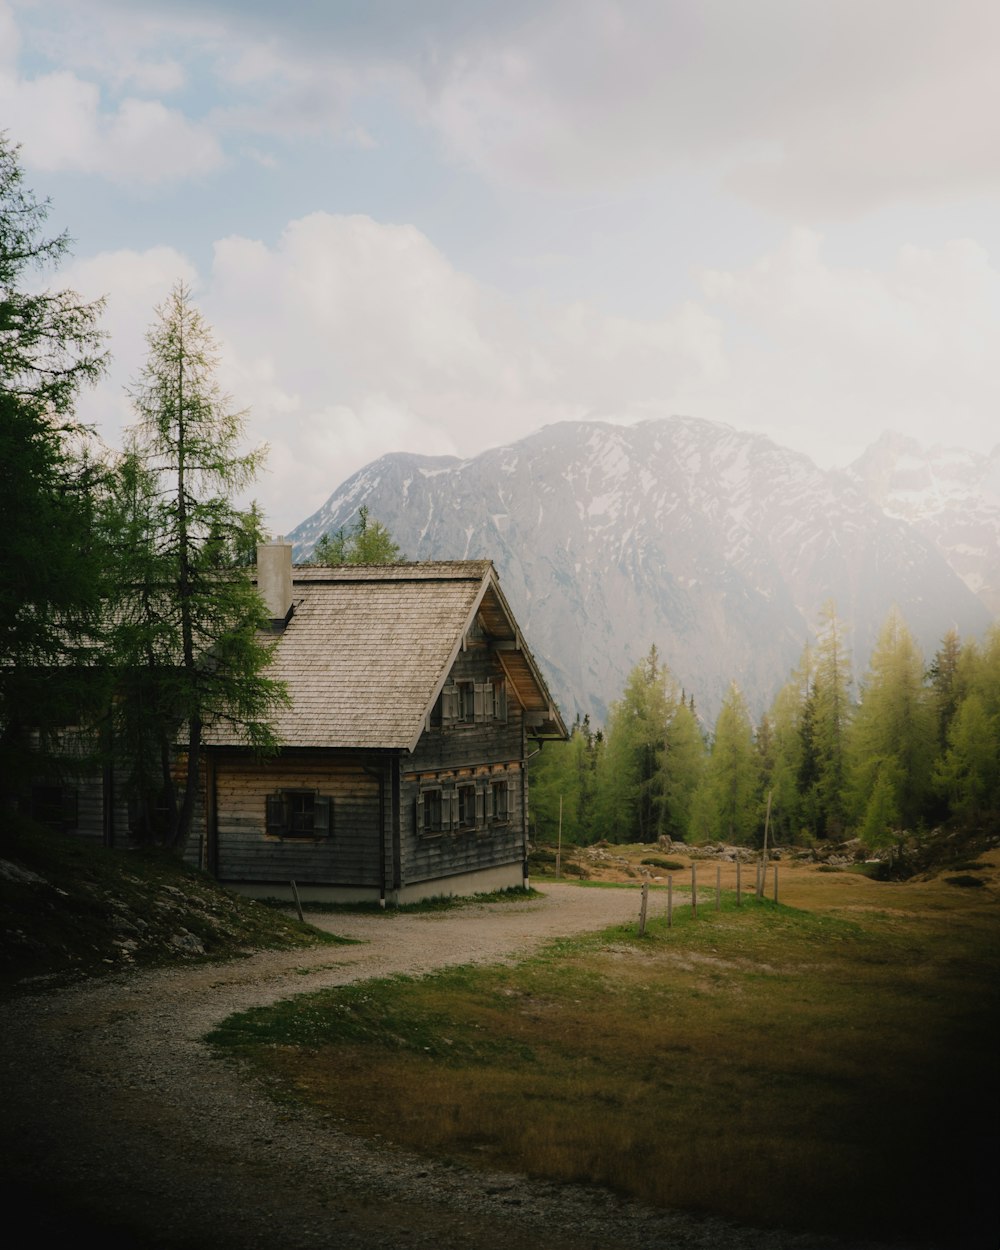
left=265, top=789, right=332, bottom=839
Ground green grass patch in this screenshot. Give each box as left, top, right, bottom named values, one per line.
left=208, top=873, right=1000, bottom=1247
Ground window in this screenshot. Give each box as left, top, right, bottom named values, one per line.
left=457, top=783, right=479, bottom=830
left=490, top=778, right=511, bottom=824
left=266, top=790, right=332, bottom=838
left=30, top=785, right=77, bottom=832
left=420, top=787, right=444, bottom=834
left=439, top=678, right=507, bottom=727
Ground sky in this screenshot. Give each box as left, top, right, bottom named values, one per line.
left=5, top=0, right=1000, bottom=533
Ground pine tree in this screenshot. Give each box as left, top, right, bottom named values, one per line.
left=311, top=506, right=402, bottom=565
left=0, top=135, right=108, bottom=795
left=109, top=283, right=286, bottom=849
left=594, top=646, right=675, bottom=843
left=691, top=682, right=760, bottom=844
left=661, top=696, right=705, bottom=839
left=809, top=602, right=853, bottom=836
left=933, top=693, right=998, bottom=822
left=849, top=608, right=935, bottom=836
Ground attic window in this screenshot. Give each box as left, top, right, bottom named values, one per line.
left=266, top=790, right=332, bottom=839
left=439, top=679, right=507, bottom=727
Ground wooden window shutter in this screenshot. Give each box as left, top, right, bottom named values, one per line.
left=507, top=778, right=515, bottom=820
left=442, top=685, right=458, bottom=723
left=473, top=682, right=486, bottom=723
left=495, top=680, right=507, bottom=723
left=447, top=788, right=459, bottom=831
left=483, top=681, right=495, bottom=720
left=266, top=794, right=287, bottom=836
left=314, top=796, right=332, bottom=837
left=484, top=782, right=494, bottom=820
left=415, top=793, right=424, bottom=836
left=475, top=786, right=485, bottom=826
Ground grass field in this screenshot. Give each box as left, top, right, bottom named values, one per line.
left=208, top=852, right=1000, bottom=1247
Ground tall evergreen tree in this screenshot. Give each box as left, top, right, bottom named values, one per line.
left=595, top=646, right=674, bottom=843
left=660, top=696, right=706, bottom=839
left=765, top=645, right=813, bottom=842
left=933, top=693, right=998, bottom=823
left=109, top=283, right=286, bottom=848
left=528, top=715, right=599, bottom=844
left=808, top=602, right=853, bottom=836
left=311, top=506, right=402, bottom=565
left=0, top=135, right=108, bottom=795
left=691, top=682, right=760, bottom=844
left=849, top=608, right=935, bottom=841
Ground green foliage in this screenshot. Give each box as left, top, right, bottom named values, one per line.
left=528, top=714, right=601, bottom=843
left=849, top=608, right=936, bottom=834
left=0, top=134, right=107, bottom=416
left=0, top=136, right=109, bottom=794
left=310, top=505, right=403, bottom=565
left=691, top=682, right=760, bottom=843
left=106, top=283, right=287, bottom=849
left=594, top=646, right=703, bottom=843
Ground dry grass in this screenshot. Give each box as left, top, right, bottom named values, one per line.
left=210, top=852, right=1000, bottom=1247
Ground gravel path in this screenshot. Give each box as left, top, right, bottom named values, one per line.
left=1, top=885, right=908, bottom=1250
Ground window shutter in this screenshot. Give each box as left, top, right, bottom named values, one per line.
left=495, top=680, right=507, bottom=723
left=266, top=794, right=287, bottom=836
left=474, top=682, right=485, bottom=723
left=483, top=681, right=494, bottom=720
left=484, top=783, right=494, bottom=820
left=447, top=789, right=459, bottom=831
left=415, top=794, right=424, bottom=836
left=314, top=795, right=332, bottom=837
left=442, top=685, right=458, bottom=723
left=475, top=786, right=485, bottom=826
left=507, top=778, right=515, bottom=821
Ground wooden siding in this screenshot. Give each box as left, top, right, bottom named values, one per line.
left=205, top=751, right=384, bottom=886
left=402, top=642, right=526, bottom=887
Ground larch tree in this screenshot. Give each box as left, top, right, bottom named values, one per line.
left=849, top=608, right=935, bottom=842
left=660, top=694, right=705, bottom=840
left=806, top=602, right=853, bottom=837
left=110, top=282, right=286, bottom=849
left=594, top=646, right=674, bottom=843
left=691, top=682, right=760, bottom=844
left=0, top=134, right=109, bottom=795
left=310, top=506, right=403, bottom=565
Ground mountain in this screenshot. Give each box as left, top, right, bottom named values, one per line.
left=848, top=431, right=1000, bottom=616
left=288, top=418, right=993, bottom=725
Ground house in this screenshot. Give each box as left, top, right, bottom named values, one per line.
left=193, top=542, right=567, bottom=903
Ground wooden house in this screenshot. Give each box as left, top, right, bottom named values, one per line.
left=194, top=542, right=567, bottom=903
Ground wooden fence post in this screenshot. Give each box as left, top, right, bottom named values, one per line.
left=638, top=880, right=649, bottom=937
left=290, top=879, right=305, bottom=924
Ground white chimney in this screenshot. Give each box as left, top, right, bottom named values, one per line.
left=257, top=539, right=293, bottom=627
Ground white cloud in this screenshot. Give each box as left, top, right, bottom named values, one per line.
left=14, top=0, right=1000, bottom=213
left=60, top=216, right=1000, bottom=535
left=0, top=66, right=221, bottom=182
left=68, top=213, right=725, bottom=529
left=698, top=230, right=1000, bottom=463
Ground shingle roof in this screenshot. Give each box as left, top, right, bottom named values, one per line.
left=206, top=561, right=565, bottom=752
